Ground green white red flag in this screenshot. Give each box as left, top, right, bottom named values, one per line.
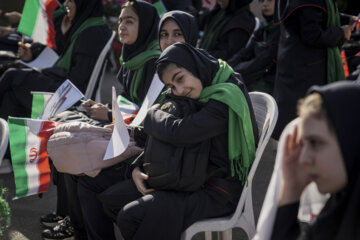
left=31, top=91, right=53, bottom=119
left=8, top=117, right=58, bottom=199
left=17, top=0, right=60, bottom=48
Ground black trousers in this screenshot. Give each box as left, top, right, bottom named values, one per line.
left=64, top=163, right=131, bottom=240
left=99, top=180, right=237, bottom=240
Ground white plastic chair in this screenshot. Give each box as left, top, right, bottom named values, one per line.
left=0, top=118, right=9, bottom=167
left=245, top=17, right=260, bottom=48
left=181, top=91, right=278, bottom=240
left=84, top=30, right=116, bottom=101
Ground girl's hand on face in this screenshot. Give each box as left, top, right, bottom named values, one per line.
left=132, top=167, right=155, bottom=195
left=17, top=42, right=32, bottom=62
left=61, top=14, right=72, bottom=35
left=279, top=125, right=311, bottom=206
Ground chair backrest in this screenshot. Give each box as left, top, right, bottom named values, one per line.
left=84, top=30, right=116, bottom=100
left=181, top=92, right=278, bottom=240
left=231, top=91, right=278, bottom=226
left=0, top=118, right=9, bottom=166
left=245, top=17, right=260, bottom=48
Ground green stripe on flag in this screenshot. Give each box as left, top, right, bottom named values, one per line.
left=17, top=0, right=40, bottom=37
left=8, top=118, right=29, bottom=199
left=31, top=93, right=46, bottom=119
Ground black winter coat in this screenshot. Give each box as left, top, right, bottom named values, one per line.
left=272, top=0, right=345, bottom=139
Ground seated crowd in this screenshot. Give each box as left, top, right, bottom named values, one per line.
left=0, top=0, right=359, bottom=239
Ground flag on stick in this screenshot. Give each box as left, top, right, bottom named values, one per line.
left=8, top=117, right=58, bottom=199
left=17, top=0, right=60, bottom=48
left=31, top=92, right=53, bottom=119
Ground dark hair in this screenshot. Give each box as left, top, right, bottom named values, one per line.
left=121, top=0, right=139, bottom=16
left=156, top=61, right=182, bottom=82
left=298, top=93, right=334, bottom=132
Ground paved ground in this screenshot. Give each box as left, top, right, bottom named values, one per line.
left=0, top=69, right=278, bottom=240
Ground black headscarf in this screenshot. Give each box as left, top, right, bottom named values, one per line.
left=158, top=10, right=199, bottom=47
left=121, top=0, right=159, bottom=61
left=306, top=81, right=360, bottom=239
left=156, top=42, right=219, bottom=88
left=62, top=0, right=104, bottom=52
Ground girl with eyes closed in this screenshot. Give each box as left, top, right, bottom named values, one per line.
left=98, top=42, right=259, bottom=240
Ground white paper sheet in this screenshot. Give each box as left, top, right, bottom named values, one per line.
left=39, top=80, right=84, bottom=120
left=20, top=46, right=59, bottom=70
left=130, top=74, right=164, bottom=126
left=103, top=87, right=130, bottom=160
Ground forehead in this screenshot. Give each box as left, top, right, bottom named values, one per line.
left=161, top=18, right=181, bottom=30
left=119, top=6, right=138, bottom=20
left=162, top=63, right=188, bottom=84
left=300, top=116, right=333, bottom=139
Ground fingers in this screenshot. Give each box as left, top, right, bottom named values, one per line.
left=132, top=168, right=154, bottom=195
left=81, top=99, right=96, bottom=107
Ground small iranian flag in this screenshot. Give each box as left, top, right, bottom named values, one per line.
left=8, top=117, right=58, bottom=199
left=17, top=0, right=60, bottom=48
left=31, top=91, right=53, bottom=119
left=117, top=95, right=139, bottom=124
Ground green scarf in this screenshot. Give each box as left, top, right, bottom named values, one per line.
left=198, top=60, right=256, bottom=184
left=261, top=19, right=278, bottom=41
left=53, top=17, right=106, bottom=71
left=199, top=9, right=228, bottom=51
left=325, top=0, right=345, bottom=83
left=120, top=40, right=161, bottom=105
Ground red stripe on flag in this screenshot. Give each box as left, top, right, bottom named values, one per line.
left=37, top=121, right=58, bottom=193
left=45, top=0, right=59, bottom=49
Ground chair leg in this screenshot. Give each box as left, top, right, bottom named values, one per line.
left=204, top=231, right=212, bottom=240
left=220, top=229, right=232, bottom=240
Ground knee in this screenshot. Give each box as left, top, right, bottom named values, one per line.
left=117, top=208, right=135, bottom=240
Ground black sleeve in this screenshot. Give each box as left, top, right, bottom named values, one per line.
left=233, top=40, right=278, bottom=85
left=30, top=43, right=46, bottom=60
left=227, top=38, right=256, bottom=67
left=298, top=7, right=345, bottom=48
left=144, top=99, right=228, bottom=146
left=209, top=28, right=250, bottom=61
left=271, top=202, right=300, bottom=240
left=67, top=26, right=112, bottom=92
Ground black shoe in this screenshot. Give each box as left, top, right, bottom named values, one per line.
left=41, top=212, right=64, bottom=228
left=41, top=216, right=74, bottom=240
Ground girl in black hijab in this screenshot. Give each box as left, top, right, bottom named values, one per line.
left=271, top=81, right=360, bottom=239
left=80, top=0, right=161, bottom=121
left=158, top=10, right=199, bottom=51
left=198, top=0, right=256, bottom=61
left=98, top=42, right=258, bottom=240
left=0, top=0, right=111, bottom=120
left=57, top=1, right=162, bottom=240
